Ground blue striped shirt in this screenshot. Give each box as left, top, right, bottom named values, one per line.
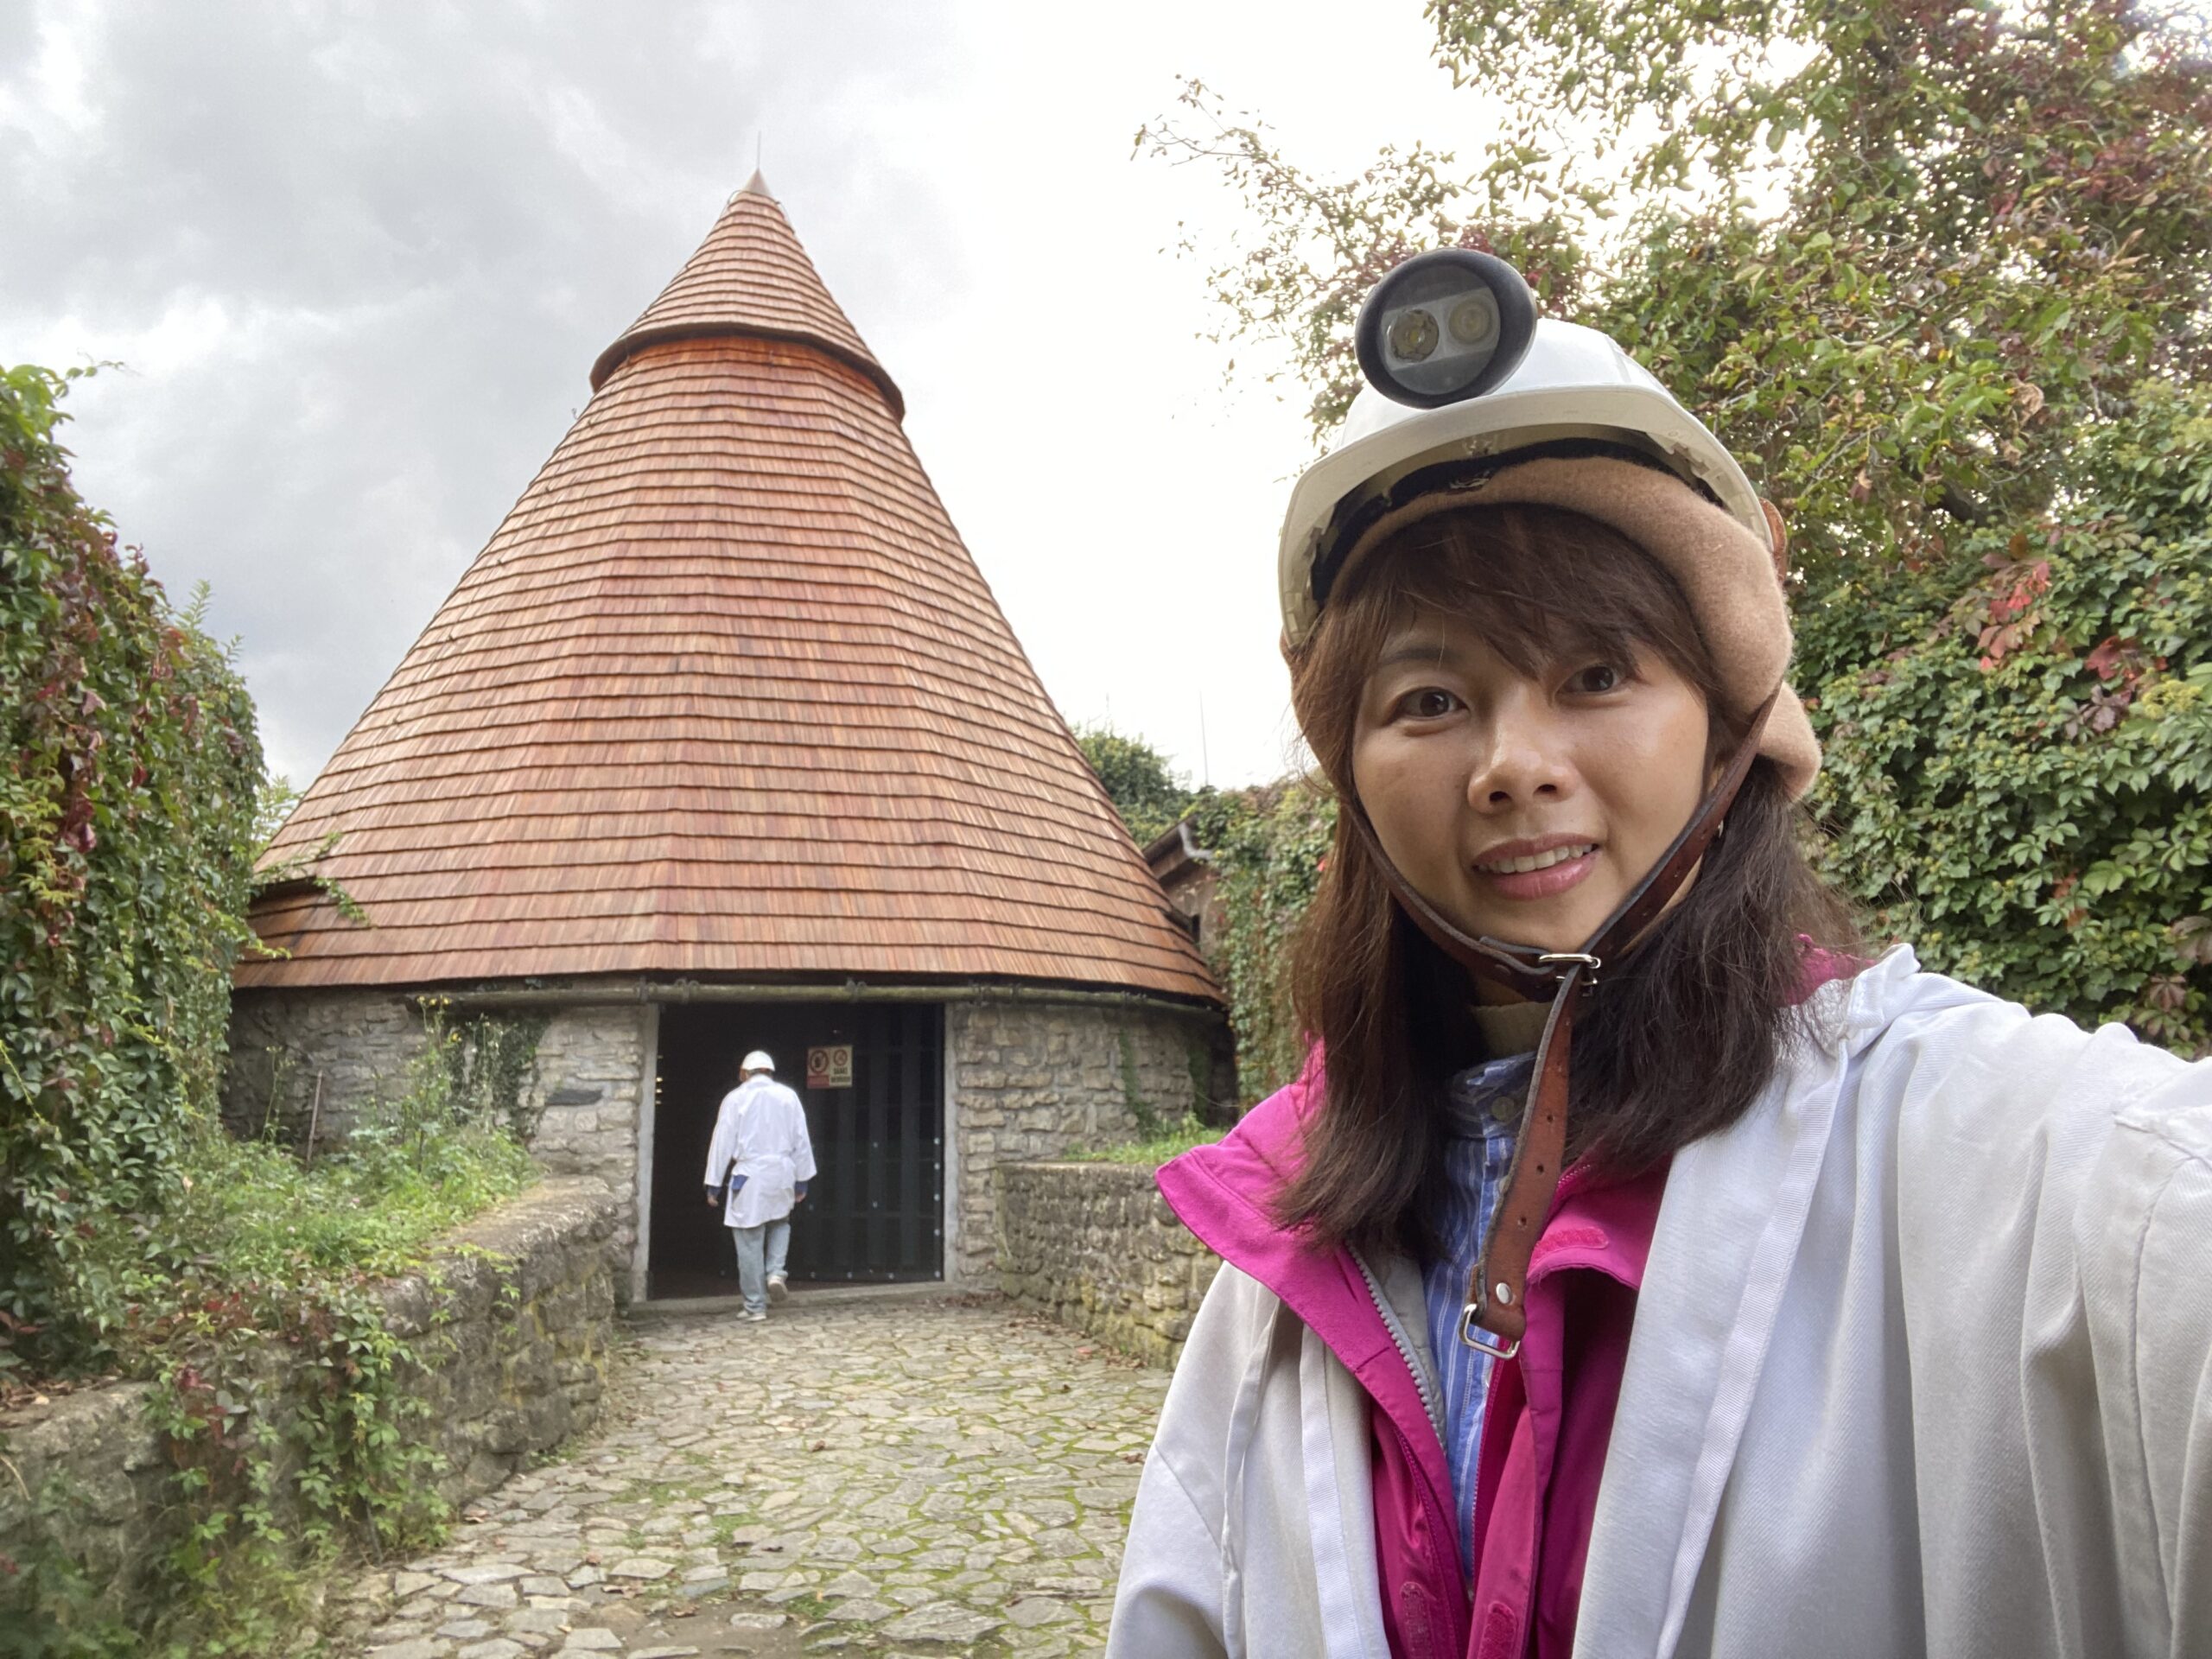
left=1421, top=1052, right=1530, bottom=1577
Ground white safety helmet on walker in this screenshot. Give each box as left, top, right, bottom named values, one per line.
left=740, top=1050, right=775, bottom=1075
left=1277, top=248, right=1820, bottom=798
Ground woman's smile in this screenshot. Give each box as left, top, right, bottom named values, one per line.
left=1468, top=834, right=1602, bottom=900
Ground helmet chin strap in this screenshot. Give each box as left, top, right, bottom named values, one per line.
left=1344, top=687, right=1779, bottom=1357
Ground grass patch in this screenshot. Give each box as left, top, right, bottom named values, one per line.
left=1058, top=1114, right=1226, bottom=1167
left=151, top=1121, right=536, bottom=1287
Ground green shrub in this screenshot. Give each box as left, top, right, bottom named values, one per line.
left=1075, top=722, right=1193, bottom=847
left=0, top=365, right=263, bottom=1376
left=1809, top=383, right=2212, bottom=1052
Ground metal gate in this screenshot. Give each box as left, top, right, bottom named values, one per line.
left=649, top=1000, right=944, bottom=1295
left=791, top=1002, right=943, bottom=1281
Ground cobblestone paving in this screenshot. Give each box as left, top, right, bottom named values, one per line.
left=333, top=1293, right=1168, bottom=1658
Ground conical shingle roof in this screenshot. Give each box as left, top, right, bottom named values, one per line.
left=241, top=180, right=1217, bottom=1002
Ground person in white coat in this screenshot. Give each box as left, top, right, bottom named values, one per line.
left=1108, top=251, right=2212, bottom=1657
left=702, top=1049, right=817, bottom=1322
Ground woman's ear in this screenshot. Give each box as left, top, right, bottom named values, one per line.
left=1759, top=500, right=1789, bottom=583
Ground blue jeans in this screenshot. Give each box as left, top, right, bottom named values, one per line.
left=729, top=1217, right=791, bottom=1313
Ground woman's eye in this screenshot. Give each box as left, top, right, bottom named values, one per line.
left=1567, top=663, right=1623, bottom=694
left=1397, top=688, right=1461, bottom=721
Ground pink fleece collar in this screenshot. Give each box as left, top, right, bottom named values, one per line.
left=1529, top=1159, right=1663, bottom=1287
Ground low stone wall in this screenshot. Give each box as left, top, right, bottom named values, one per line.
left=995, top=1160, right=1220, bottom=1368
left=380, top=1178, right=621, bottom=1499
left=0, top=1178, right=619, bottom=1611
left=950, top=997, right=1223, bottom=1283
left=0, top=1380, right=170, bottom=1602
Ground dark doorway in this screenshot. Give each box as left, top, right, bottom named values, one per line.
left=647, top=1001, right=944, bottom=1299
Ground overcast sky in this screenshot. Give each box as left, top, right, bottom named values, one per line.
left=3, top=1, right=1487, bottom=795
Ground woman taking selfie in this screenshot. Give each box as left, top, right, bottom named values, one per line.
left=1107, top=251, right=2212, bottom=1659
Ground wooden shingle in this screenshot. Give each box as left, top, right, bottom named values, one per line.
left=241, top=179, right=1218, bottom=1003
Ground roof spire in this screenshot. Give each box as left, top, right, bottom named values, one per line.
left=588, top=181, right=899, bottom=415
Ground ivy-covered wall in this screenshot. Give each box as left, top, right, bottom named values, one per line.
left=1, top=365, right=264, bottom=1375
left=1806, top=385, right=2212, bottom=1054
left=1180, top=786, right=1336, bottom=1103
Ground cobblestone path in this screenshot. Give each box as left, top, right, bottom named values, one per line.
left=335, top=1293, right=1169, bottom=1658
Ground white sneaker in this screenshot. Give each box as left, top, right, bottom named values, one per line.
left=742, top=1307, right=767, bottom=1322
left=767, top=1274, right=789, bottom=1306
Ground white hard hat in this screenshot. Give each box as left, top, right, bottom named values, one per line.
left=1280, top=317, right=1765, bottom=651
left=740, top=1050, right=775, bottom=1074
left=1276, top=249, right=1818, bottom=797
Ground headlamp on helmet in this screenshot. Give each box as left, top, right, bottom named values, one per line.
left=1354, top=249, right=1537, bottom=408
left=1279, top=251, right=1777, bottom=657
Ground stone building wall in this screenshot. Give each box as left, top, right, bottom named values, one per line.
left=995, top=1160, right=1220, bottom=1367
left=949, top=997, right=1219, bottom=1282
left=223, top=986, right=428, bottom=1147
left=0, top=1179, right=619, bottom=1616
left=514, top=1005, right=650, bottom=1274
left=219, top=992, right=649, bottom=1276
left=220, top=988, right=1228, bottom=1294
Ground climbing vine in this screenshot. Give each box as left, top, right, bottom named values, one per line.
left=133, top=1274, right=446, bottom=1656
left=437, top=1008, right=551, bottom=1141
left=1184, top=785, right=1337, bottom=1102
left=1808, top=383, right=2212, bottom=1052
left=0, top=365, right=264, bottom=1378
left=1116, top=1025, right=1163, bottom=1139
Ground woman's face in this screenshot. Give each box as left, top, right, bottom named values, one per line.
left=1351, top=613, right=1712, bottom=963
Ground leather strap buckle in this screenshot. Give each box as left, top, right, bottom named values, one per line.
left=1457, top=1300, right=1521, bottom=1361
left=1535, top=950, right=1601, bottom=986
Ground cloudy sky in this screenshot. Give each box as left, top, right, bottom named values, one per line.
left=3, top=1, right=1486, bottom=794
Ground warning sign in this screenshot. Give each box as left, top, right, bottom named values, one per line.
left=805, top=1045, right=853, bottom=1090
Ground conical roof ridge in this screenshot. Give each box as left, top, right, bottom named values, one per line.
left=243, top=185, right=1214, bottom=1003
left=588, top=178, right=903, bottom=417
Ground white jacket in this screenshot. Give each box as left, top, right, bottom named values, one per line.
left=1110, top=948, right=2212, bottom=1657
left=703, top=1075, right=817, bottom=1230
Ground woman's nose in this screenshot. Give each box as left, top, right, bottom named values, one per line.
left=1467, top=697, right=1573, bottom=809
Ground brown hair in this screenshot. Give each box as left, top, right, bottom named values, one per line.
left=1276, top=504, right=1859, bottom=1261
